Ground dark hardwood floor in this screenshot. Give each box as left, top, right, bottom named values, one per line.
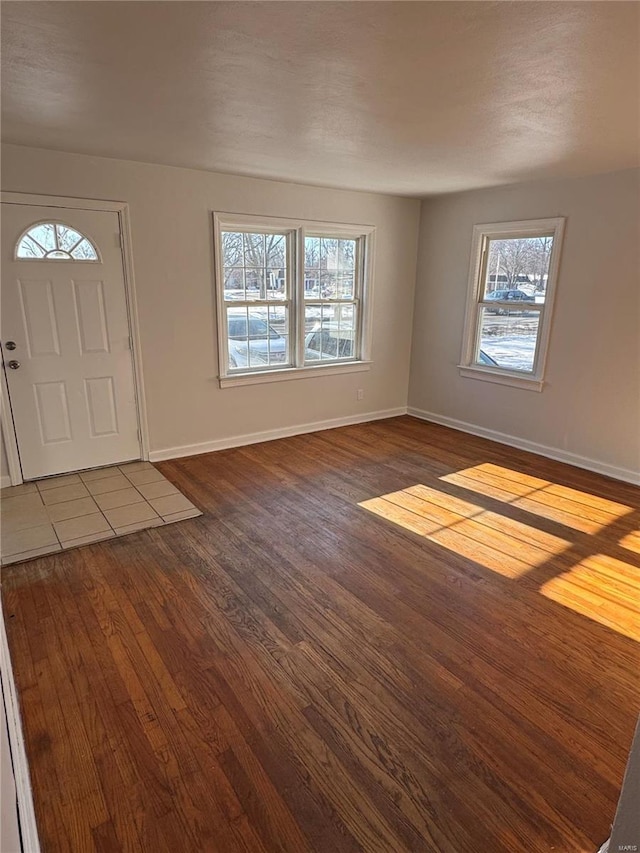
left=3, top=416, right=639, bottom=852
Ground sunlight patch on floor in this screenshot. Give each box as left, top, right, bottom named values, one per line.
left=360, top=470, right=639, bottom=638
left=439, top=463, right=633, bottom=534
left=541, top=554, right=640, bottom=641
left=359, top=484, right=571, bottom=578
left=619, top=530, right=640, bottom=555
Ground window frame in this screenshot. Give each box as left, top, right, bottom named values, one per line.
left=459, top=217, right=565, bottom=392
left=213, top=212, right=375, bottom=388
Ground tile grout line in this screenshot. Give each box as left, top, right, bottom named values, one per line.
left=40, top=487, right=64, bottom=550
left=113, top=465, right=162, bottom=527
left=119, top=465, right=177, bottom=523
left=2, top=463, right=202, bottom=563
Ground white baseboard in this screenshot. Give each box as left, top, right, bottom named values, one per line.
left=0, top=608, right=41, bottom=853
left=149, top=407, right=408, bottom=462
left=407, top=407, right=640, bottom=486
left=1, top=475, right=12, bottom=489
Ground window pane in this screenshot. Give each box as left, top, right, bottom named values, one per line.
left=16, top=236, right=45, bottom=258
left=227, top=306, right=289, bottom=371
left=304, top=302, right=326, bottom=330
left=245, top=268, right=266, bottom=299
left=304, top=236, right=357, bottom=300
left=221, top=232, right=244, bottom=267
left=304, top=303, right=356, bottom=362
left=56, top=225, right=84, bottom=252
left=477, top=307, right=540, bottom=373
left=266, top=234, right=286, bottom=268
left=224, top=267, right=245, bottom=300
left=28, top=223, right=56, bottom=252
left=305, top=236, right=320, bottom=268
left=70, top=239, right=98, bottom=261
left=337, top=272, right=354, bottom=299
left=483, top=235, right=553, bottom=303
left=266, top=268, right=286, bottom=299
left=244, top=233, right=265, bottom=266
left=304, top=269, right=337, bottom=299
left=337, top=238, right=356, bottom=271
left=222, top=230, right=287, bottom=302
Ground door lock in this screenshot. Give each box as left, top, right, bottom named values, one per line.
left=4, top=341, right=16, bottom=351
left=7, top=360, right=20, bottom=370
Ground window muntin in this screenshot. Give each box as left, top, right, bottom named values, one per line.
left=303, top=234, right=360, bottom=365
left=226, top=306, right=290, bottom=370
left=304, top=236, right=356, bottom=300
left=460, top=218, right=564, bottom=389
left=222, top=231, right=287, bottom=302
left=220, top=229, right=292, bottom=372
left=304, top=304, right=357, bottom=362
left=215, top=215, right=372, bottom=381
left=16, top=222, right=100, bottom=261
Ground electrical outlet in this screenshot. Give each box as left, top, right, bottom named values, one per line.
left=357, top=389, right=364, bottom=401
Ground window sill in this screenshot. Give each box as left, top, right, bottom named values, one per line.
left=219, top=360, right=372, bottom=388
left=457, top=364, right=544, bottom=392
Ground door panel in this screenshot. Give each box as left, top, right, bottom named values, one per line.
left=85, top=376, right=119, bottom=436
left=19, top=277, right=61, bottom=356
left=1, top=204, right=140, bottom=480
left=73, top=279, right=110, bottom=354
left=34, top=380, right=72, bottom=443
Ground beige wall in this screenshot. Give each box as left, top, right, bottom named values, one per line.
left=1, top=144, right=420, bottom=459
left=3, top=146, right=638, bottom=482
left=408, top=168, right=640, bottom=479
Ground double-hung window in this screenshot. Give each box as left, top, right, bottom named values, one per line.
left=213, top=213, right=374, bottom=387
left=459, top=217, right=565, bottom=391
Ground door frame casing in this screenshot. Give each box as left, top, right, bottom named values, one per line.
left=1, top=192, right=150, bottom=485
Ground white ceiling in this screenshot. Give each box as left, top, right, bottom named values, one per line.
left=1, top=1, right=638, bottom=196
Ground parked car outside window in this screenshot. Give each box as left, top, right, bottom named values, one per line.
left=485, top=289, right=535, bottom=314
left=304, top=324, right=355, bottom=361
left=227, top=313, right=287, bottom=368
left=478, top=349, right=498, bottom=366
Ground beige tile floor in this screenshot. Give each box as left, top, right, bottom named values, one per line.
left=0, top=462, right=201, bottom=566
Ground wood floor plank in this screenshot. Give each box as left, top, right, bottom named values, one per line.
left=2, top=416, right=638, bottom=852
left=215, top=470, right=632, bottom=744
left=194, top=496, right=632, bottom=824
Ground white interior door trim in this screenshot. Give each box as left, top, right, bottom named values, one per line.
left=0, top=367, right=22, bottom=486
left=1, top=192, right=150, bottom=485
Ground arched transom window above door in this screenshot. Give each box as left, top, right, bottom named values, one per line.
left=15, top=221, right=100, bottom=261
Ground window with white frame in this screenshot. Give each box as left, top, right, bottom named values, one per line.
left=213, top=213, right=374, bottom=386
left=459, top=217, right=565, bottom=391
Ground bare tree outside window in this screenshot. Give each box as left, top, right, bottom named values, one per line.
left=215, top=215, right=372, bottom=383
left=15, top=222, right=100, bottom=262
left=486, top=235, right=554, bottom=294
left=221, top=231, right=286, bottom=300
left=460, top=218, right=565, bottom=389
left=304, top=237, right=356, bottom=300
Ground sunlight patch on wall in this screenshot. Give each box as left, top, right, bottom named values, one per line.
left=359, top=484, right=570, bottom=579
left=541, top=554, right=640, bottom=642
left=439, top=463, right=633, bottom=534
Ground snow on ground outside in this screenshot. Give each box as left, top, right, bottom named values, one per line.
left=481, top=335, right=537, bottom=372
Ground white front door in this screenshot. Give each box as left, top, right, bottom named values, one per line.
left=1, top=203, right=141, bottom=480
